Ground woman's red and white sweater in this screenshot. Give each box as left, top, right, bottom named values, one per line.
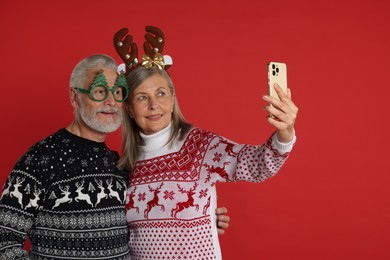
left=126, top=124, right=296, bottom=260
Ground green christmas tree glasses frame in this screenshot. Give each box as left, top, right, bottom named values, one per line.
left=75, top=70, right=129, bottom=102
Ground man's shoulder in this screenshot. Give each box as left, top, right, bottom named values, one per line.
left=6, top=129, right=65, bottom=182
left=25, top=128, right=67, bottom=152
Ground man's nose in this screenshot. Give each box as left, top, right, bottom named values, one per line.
left=103, top=90, right=116, bottom=105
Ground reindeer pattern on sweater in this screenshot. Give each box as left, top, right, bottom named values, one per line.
left=126, top=127, right=293, bottom=260
left=0, top=129, right=130, bottom=260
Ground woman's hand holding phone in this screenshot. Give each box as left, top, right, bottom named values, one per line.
left=264, top=62, right=298, bottom=143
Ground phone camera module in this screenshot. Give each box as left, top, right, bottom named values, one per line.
left=271, top=64, right=279, bottom=76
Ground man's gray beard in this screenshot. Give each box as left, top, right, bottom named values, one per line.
left=78, top=106, right=122, bottom=133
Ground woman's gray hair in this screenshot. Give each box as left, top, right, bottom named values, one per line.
left=117, top=66, right=192, bottom=171
left=70, top=54, right=117, bottom=89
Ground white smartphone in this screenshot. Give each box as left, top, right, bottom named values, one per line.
left=268, top=62, right=288, bottom=100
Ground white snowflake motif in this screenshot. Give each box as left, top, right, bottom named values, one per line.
left=78, top=217, right=85, bottom=226
left=46, top=216, right=53, bottom=227
left=39, top=155, right=50, bottom=165
left=53, top=217, right=60, bottom=226
left=163, top=190, right=175, bottom=200
left=199, top=188, right=209, bottom=199
left=24, top=155, right=33, bottom=165
left=4, top=213, right=11, bottom=223
left=40, top=216, right=47, bottom=226
left=13, top=248, right=24, bottom=258
left=103, top=157, right=110, bottom=167
left=93, top=147, right=99, bottom=152
left=19, top=219, right=30, bottom=230
left=10, top=216, right=17, bottom=225
left=95, top=216, right=101, bottom=225
left=61, top=139, right=71, bottom=144
left=39, top=140, right=47, bottom=145
left=81, top=160, right=88, bottom=167
left=66, top=158, right=75, bottom=164
left=69, top=217, right=77, bottom=226
left=105, top=214, right=111, bottom=224
left=86, top=216, right=93, bottom=226
left=61, top=218, right=69, bottom=227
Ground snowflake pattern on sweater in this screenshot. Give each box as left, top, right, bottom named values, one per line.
left=0, top=129, right=130, bottom=260
left=126, top=127, right=294, bottom=260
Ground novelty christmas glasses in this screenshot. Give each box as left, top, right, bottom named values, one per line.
left=76, top=70, right=129, bottom=102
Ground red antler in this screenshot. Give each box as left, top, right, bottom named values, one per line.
left=177, top=182, right=198, bottom=194
left=113, top=27, right=139, bottom=75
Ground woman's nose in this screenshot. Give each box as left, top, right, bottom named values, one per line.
left=149, top=98, right=159, bottom=110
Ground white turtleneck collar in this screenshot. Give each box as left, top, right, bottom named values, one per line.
left=139, top=123, right=173, bottom=152
left=138, top=123, right=189, bottom=160
left=140, top=123, right=172, bottom=152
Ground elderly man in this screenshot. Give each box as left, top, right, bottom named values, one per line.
left=0, top=54, right=229, bottom=260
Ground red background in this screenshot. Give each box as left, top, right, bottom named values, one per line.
left=1, top=0, right=389, bottom=259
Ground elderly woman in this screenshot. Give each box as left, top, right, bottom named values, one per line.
left=117, top=64, right=297, bottom=259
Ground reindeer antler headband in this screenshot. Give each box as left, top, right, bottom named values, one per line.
left=113, top=26, right=172, bottom=75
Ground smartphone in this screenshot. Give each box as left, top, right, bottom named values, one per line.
left=268, top=62, right=288, bottom=100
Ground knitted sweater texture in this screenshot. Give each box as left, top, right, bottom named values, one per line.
left=0, top=129, right=130, bottom=260
left=126, top=126, right=295, bottom=260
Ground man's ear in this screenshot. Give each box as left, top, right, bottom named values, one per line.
left=70, top=88, right=79, bottom=108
